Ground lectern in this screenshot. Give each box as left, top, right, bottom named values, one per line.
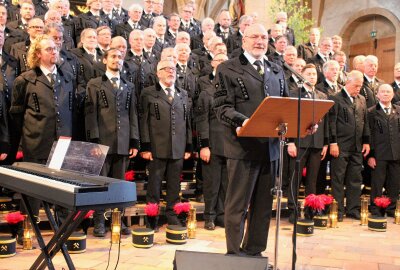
left=238, top=96, right=334, bottom=270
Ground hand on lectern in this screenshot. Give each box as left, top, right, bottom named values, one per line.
left=236, top=119, right=249, bottom=134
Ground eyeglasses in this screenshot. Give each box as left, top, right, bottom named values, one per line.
left=245, top=35, right=268, bottom=41
left=160, top=67, right=176, bottom=72
left=52, top=36, right=63, bottom=41
left=29, top=25, right=44, bottom=29
left=42, top=47, right=59, bottom=53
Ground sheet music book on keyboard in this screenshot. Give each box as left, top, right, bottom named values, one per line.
left=0, top=162, right=137, bottom=210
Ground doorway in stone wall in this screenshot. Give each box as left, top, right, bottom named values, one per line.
left=349, top=36, right=395, bottom=82
left=341, top=10, right=398, bottom=83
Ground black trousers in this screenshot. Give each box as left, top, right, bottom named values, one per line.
left=281, top=145, right=291, bottom=196
left=225, top=158, right=276, bottom=255
left=94, top=154, right=129, bottom=224
left=288, top=147, right=322, bottom=209
left=146, top=158, right=183, bottom=224
left=0, top=116, right=19, bottom=165
left=316, top=153, right=331, bottom=195
left=202, top=153, right=227, bottom=222
left=370, top=159, right=400, bottom=215
left=19, top=158, right=47, bottom=221
left=101, top=154, right=128, bottom=179
left=331, top=152, right=363, bottom=215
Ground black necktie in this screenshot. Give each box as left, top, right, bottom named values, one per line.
left=254, top=60, right=264, bottom=76
left=181, top=65, right=186, bottom=73
left=332, top=85, right=337, bottom=92
left=166, top=87, right=173, bottom=101
left=135, top=55, right=142, bottom=63
left=48, top=73, right=56, bottom=87
left=111, top=77, right=118, bottom=90
left=384, top=107, right=390, bottom=115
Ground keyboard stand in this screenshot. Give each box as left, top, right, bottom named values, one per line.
left=21, top=194, right=88, bottom=270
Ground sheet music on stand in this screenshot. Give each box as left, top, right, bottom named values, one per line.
left=46, top=138, right=109, bottom=176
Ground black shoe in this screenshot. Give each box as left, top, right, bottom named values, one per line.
left=93, top=211, right=106, bottom=237
left=204, top=220, right=215, bottom=230
left=338, top=213, right=344, bottom=222
left=93, top=223, right=106, bottom=237
left=346, top=212, right=361, bottom=220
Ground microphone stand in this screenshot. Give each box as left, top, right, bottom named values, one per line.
left=283, top=62, right=314, bottom=270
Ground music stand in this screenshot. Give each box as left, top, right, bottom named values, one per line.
left=238, top=96, right=334, bottom=270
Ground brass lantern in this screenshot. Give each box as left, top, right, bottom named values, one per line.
left=23, top=215, right=33, bottom=250
left=187, top=207, right=197, bottom=239
left=111, top=208, right=121, bottom=244
left=329, top=200, right=338, bottom=228
left=395, top=198, right=400, bottom=225
left=360, top=196, right=369, bottom=226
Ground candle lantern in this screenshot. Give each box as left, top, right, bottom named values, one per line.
left=395, top=198, right=400, bottom=225
left=360, top=196, right=369, bottom=226
left=187, top=207, right=197, bottom=239
left=328, top=200, right=338, bottom=228
left=111, top=208, right=121, bottom=244
left=23, top=215, right=33, bottom=250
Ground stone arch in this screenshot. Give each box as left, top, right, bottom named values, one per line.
left=339, top=7, right=400, bottom=63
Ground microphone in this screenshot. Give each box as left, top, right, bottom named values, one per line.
left=283, top=62, right=314, bottom=90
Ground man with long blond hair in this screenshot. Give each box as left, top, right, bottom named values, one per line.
left=10, top=34, right=84, bottom=244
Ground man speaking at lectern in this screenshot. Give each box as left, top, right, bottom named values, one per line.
left=213, top=23, right=288, bottom=256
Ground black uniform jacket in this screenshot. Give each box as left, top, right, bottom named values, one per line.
left=10, top=67, right=83, bottom=160
left=213, top=53, right=289, bottom=161
left=329, top=89, right=370, bottom=154
left=85, top=75, right=140, bottom=155
left=368, top=103, right=400, bottom=160
left=195, top=78, right=225, bottom=156
left=289, top=87, right=329, bottom=149
left=139, top=83, right=192, bottom=159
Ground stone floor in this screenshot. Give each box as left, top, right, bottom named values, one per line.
left=2, top=216, right=400, bottom=270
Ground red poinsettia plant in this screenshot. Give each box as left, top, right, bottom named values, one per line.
left=174, top=202, right=191, bottom=226
left=125, top=170, right=135, bottom=181
left=304, top=194, right=334, bottom=219
left=5, top=211, right=25, bottom=238
left=5, top=211, right=25, bottom=224
left=145, top=203, right=159, bottom=217
left=374, top=196, right=391, bottom=209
